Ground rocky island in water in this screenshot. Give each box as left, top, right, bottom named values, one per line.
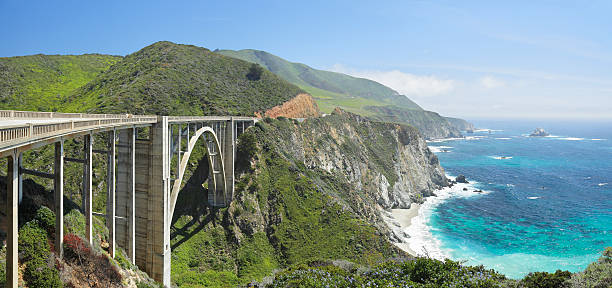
left=529, top=128, right=550, bottom=137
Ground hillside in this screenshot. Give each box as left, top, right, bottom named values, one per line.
left=216, top=49, right=422, bottom=113
left=65, top=42, right=305, bottom=115
left=216, top=49, right=469, bottom=139
left=0, top=54, right=121, bottom=111
left=366, top=105, right=463, bottom=139
left=170, top=109, right=448, bottom=286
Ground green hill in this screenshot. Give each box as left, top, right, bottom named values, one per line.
left=66, top=42, right=304, bottom=115
left=216, top=49, right=422, bottom=114
left=0, top=54, right=121, bottom=111
left=216, top=49, right=470, bottom=139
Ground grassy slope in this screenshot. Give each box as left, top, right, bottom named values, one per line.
left=216, top=49, right=422, bottom=114
left=0, top=54, right=121, bottom=111
left=65, top=42, right=304, bottom=115
left=216, top=49, right=467, bottom=139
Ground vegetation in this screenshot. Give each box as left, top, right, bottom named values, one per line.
left=169, top=116, right=403, bottom=287
left=216, top=49, right=422, bottom=111
left=216, top=49, right=470, bottom=139
left=0, top=53, right=120, bottom=111
left=264, top=247, right=612, bottom=288
left=65, top=41, right=304, bottom=115
left=267, top=258, right=507, bottom=288
left=18, top=210, right=63, bottom=287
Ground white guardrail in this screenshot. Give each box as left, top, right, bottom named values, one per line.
left=0, top=110, right=158, bottom=148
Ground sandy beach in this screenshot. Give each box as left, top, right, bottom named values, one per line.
left=390, top=203, right=421, bottom=256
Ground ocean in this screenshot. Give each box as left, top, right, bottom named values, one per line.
left=410, top=119, right=612, bottom=279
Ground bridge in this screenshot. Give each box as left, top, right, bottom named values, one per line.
left=0, top=110, right=258, bottom=287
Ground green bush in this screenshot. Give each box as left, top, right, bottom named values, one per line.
left=520, top=270, right=571, bottom=288
left=565, top=247, right=612, bottom=288
left=18, top=221, right=50, bottom=262
left=34, top=206, right=56, bottom=235
left=24, top=258, right=62, bottom=288
left=268, top=258, right=508, bottom=288
left=63, top=209, right=86, bottom=237
left=236, top=132, right=258, bottom=171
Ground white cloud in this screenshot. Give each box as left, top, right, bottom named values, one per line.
left=479, top=76, right=505, bottom=89
left=330, top=64, right=455, bottom=97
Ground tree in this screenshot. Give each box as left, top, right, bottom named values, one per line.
left=246, top=63, right=263, bottom=81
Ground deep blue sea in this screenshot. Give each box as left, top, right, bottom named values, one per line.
left=416, top=120, right=612, bottom=279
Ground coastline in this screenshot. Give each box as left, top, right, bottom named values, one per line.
left=387, top=175, right=486, bottom=259
left=390, top=203, right=421, bottom=256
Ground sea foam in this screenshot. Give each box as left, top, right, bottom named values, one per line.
left=404, top=175, right=486, bottom=259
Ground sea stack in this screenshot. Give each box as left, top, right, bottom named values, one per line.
left=529, top=128, right=549, bottom=137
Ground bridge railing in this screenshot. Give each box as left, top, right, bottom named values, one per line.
left=0, top=116, right=158, bottom=150
left=0, top=109, right=157, bottom=119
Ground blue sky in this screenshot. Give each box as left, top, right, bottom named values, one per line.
left=1, top=0, right=611, bottom=119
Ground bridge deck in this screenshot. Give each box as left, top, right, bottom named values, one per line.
left=0, top=110, right=257, bottom=156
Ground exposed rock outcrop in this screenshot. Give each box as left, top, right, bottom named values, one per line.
left=456, top=174, right=468, bottom=183
left=364, top=105, right=463, bottom=139
left=529, top=128, right=549, bottom=137
left=263, top=93, right=320, bottom=118
left=244, top=108, right=448, bottom=238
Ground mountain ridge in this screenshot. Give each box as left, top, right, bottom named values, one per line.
left=216, top=48, right=472, bottom=139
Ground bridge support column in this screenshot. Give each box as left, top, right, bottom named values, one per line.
left=116, top=128, right=136, bottom=262
left=223, top=118, right=235, bottom=206
left=55, top=140, right=64, bottom=258
left=6, top=151, right=19, bottom=288
left=134, top=135, right=151, bottom=274
left=107, top=130, right=116, bottom=258
left=83, top=134, right=93, bottom=245
left=147, top=117, right=171, bottom=286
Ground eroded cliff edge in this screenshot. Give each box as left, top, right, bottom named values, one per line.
left=170, top=108, right=449, bottom=285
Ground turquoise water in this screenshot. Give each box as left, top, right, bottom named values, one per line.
left=425, top=120, right=612, bottom=279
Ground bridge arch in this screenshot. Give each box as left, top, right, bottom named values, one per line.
left=169, top=125, right=226, bottom=221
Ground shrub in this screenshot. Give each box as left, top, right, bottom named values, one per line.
left=34, top=206, right=56, bottom=235
left=237, top=132, right=258, bottom=166
left=63, top=233, right=91, bottom=265
left=246, top=63, right=263, bottom=81
left=18, top=220, right=49, bottom=262
left=63, top=209, right=86, bottom=237
left=566, top=247, right=612, bottom=288
left=520, top=270, right=571, bottom=288
left=24, top=258, right=62, bottom=288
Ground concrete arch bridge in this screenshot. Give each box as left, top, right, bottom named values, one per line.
left=0, top=110, right=257, bottom=287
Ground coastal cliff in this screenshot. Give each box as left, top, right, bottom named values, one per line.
left=170, top=108, right=448, bottom=286
left=365, top=105, right=463, bottom=139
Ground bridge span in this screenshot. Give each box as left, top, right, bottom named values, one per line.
left=0, top=110, right=257, bottom=287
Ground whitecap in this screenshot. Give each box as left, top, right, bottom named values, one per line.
left=428, top=145, right=453, bottom=153
left=495, top=137, right=512, bottom=140
left=559, top=137, right=585, bottom=141
left=490, top=156, right=513, bottom=160
left=402, top=175, right=488, bottom=259
left=598, top=183, right=608, bottom=186
left=527, top=196, right=541, bottom=200
left=591, top=139, right=607, bottom=141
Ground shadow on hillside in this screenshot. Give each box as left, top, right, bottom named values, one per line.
left=0, top=176, right=82, bottom=245
left=170, top=155, right=222, bottom=250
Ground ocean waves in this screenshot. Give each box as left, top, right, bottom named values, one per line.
left=404, top=175, right=487, bottom=260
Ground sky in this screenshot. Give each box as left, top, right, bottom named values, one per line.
left=1, top=0, right=611, bottom=120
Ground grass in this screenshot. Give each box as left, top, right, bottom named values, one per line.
left=0, top=54, right=121, bottom=111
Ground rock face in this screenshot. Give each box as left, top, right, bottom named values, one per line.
left=263, top=93, right=320, bottom=118
left=445, top=117, right=475, bottom=132
left=529, top=128, right=549, bottom=137
left=456, top=174, right=468, bottom=183
left=365, top=106, right=464, bottom=140
left=249, top=108, right=448, bottom=236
